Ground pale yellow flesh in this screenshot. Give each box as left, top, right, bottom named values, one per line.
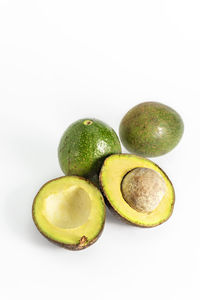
left=33, top=177, right=105, bottom=245
left=45, top=186, right=91, bottom=229
left=100, top=154, right=174, bottom=227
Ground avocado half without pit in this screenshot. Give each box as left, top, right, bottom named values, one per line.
left=100, top=154, right=175, bottom=227
left=32, top=176, right=105, bottom=250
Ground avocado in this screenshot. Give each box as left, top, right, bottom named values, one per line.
left=119, top=102, right=184, bottom=157
left=100, top=154, right=175, bottom=227
left=58, top=119, right=121, bottom=185
left=32, top=176, right=105, bottom=250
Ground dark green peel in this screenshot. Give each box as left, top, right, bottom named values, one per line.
left=58, top=118, right=121, bottom=185
left=119, top=102, right=184, bottom=157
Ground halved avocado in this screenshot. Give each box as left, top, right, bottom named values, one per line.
left=100, top=154, right=175, bottom=227
left=32, top=176, right=105, bottom=250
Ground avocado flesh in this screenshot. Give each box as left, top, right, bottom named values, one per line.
left=100, top=154, right=175, bottom=227
left=32, top=176, right=105, bottom=250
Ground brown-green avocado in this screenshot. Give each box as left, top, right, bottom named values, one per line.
left=119, top=102, right=184, bottom=157
left=100, top=154, right=175, bottom=227
left=32, top=176, right=105, bottom=250
left=58, top=119, right=121, bottom=186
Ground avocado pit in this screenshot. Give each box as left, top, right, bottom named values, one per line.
left=121, top=168, right=166, bottom=213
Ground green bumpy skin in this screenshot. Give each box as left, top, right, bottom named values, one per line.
left=119, top=102, right=184, bottom=157
left=58, top=119, right=122, bottom=185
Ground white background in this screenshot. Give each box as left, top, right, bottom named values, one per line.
left=0, top=1, right=200, bottom=299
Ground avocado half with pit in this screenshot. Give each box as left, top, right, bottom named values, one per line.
left=100, top=154, right=175, bottom=227
left=32, top=176, right=105, bottom=250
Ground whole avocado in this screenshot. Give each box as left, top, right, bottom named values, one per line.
left=58, top=119, right=121, bottom=185
left=119, top=102, right=184, bottom=157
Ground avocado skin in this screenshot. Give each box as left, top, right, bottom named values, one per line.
left=32, top=176, right=106, bottom=250
left=119, top=102, right=184, bottom=157
left=99, top=154, right=175, bottom=228
left=58, top=119, right=121, bottom=185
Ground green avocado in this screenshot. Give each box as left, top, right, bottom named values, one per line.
left=100, top=154, right=175, bottom=227
left=32, top=176, right=105, bottom=250
left=119, top=102, right=184, bottom=157
left=58, top=119, right=121, bottom=185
